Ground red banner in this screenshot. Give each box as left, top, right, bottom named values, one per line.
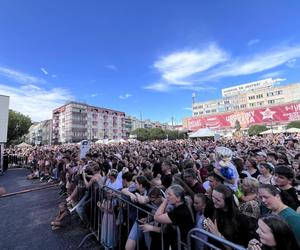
left=186, top=102, right=300, bottom=131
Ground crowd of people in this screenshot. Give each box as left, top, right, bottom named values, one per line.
left=4, top=132, right=300, bottom=249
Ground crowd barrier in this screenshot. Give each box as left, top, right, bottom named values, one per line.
left=7, top=154, right=28, bottom=168
left=73, top=182, right=245, bottom=250
left=77, top=183, right=169, bottom=249
left=187, top=228, right=246, bottom=250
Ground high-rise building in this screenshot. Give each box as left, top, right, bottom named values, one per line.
left=192, top=78, right=300, bottom=116
left=185, top=78, right=300, bottom=131
left=52, top=102, right=125, bottom=143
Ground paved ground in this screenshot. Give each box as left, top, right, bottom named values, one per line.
left=0, top=168, right=100, bottom=250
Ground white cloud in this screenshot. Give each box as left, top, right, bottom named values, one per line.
left=183, top=107, right=192, bottom=110
left=144, top=83, right=170, bottom=92
left=146, top=43, right=300, bottom=92
left=286, top=58, right=297, bottom=68
left=41, top=67, right=49, bottom=75
left=182, top=85, right=217, bottom=92
left=154, top=43, right=228, bottom=86
left=210, top=44, right=300, bottom=79
left=0, top=83, right=72, bottom=121
left=119, top=93, right=132, bottom=99
left=261, top=70, right=285, bottom=79
left=105, top=65, right=117, bottom=71
left=51, top=74, right=57, bottom=78
left=90, top=93, right=98, bottom=97
left=247, top=39, right=260, bottom=46
left=0, top=66, right=46, bottom=84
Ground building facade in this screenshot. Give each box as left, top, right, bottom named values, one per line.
left=124, top=115, right=175, bottom=136
left=192, top=78, right=300, bottom=117
left=26, top=119, right=52, bottom=145
left=52, top=102, right=125, bottom=143
left=185, top=78, right=300, bottom=132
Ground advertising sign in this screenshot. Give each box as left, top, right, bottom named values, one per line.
left=0, top=95, right=9, bottom=143
left=186, top=102, right=300, bottom=131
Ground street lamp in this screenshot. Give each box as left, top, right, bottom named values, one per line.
left=270, top=118, right=274, bottom=136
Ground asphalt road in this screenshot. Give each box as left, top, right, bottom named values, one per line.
left=0, top=168, right=100, bottom=250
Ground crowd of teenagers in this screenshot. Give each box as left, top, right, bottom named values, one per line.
left=5, top=132, right=300, bottom=250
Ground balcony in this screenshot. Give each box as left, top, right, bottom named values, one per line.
left=72, top=111, right=87, bottom=117
left=72, top=128, right=87, bottom=133
left=72, top=120, right=87, bottom=125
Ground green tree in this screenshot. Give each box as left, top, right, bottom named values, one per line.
left=287, top=121, right=300, bottom=129
left=248, top=124, right=268, bottom=136
left=149, top=128, right=166, bottom=140
left=7, top=110, right=32, bottom=145
left=165, top=129, right=180, bottom=140
left=131, top=128, right=150, bottom=141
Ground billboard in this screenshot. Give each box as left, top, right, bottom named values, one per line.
left=0, top=95, right=9, bottom=143
left=185, top=102, right=300, bottom=131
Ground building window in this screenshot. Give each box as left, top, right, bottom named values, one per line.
left=268, top=100, right=275, bottom=104
left=248, top=96, right=255, bottom=100
left=193, top=112, right=198, bottom=116
left=256, top=94, right=263, bottom=99
left=240, top=104, right=247, bottom=109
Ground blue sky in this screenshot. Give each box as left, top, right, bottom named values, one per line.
left=0, top=0, right=300, bottom=124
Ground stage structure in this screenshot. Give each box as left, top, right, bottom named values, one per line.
left=0, top=95, right=9, bottom=175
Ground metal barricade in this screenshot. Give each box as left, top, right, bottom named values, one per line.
left=76, top=182, right=247, bottom=250
left=99, top=185, right=167, bottom=250
left=7, top=154, right=27, bottom=168
left=77, top=183, right=174, bottom=249
left=187, top=228, right=246, bottom=250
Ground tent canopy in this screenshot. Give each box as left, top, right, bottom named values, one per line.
left=260, top=127, right=286, bottom=135
left=95, top=139, right=109, bottom=144
left=16, top=142, right=32, bottom=148
left=286, top=127, right=300, bottom=133
left=189, top=128, right=215, bottom=138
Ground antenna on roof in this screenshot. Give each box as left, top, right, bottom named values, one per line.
left=192, top=92, right=196, bottom=104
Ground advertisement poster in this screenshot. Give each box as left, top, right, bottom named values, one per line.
left=186, top=102, right=300, bottom=131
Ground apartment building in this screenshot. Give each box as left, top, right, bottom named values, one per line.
left=124, top=115, right=175, bottom=136
left=192, top=78, right=300, bottom=116
left=52, top=102, right=125, bottom=143
left=26, top=119, right=52, bottom=145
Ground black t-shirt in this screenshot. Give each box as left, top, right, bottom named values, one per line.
left=161, top=174, right=172, bottom=189
left=168, top=203, right=194, bottom=243
left=280, top=187, right=300, bottom=210
left=250, top=170, right=260, bottom=179
left=152, top=162, right=162, bottom=177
